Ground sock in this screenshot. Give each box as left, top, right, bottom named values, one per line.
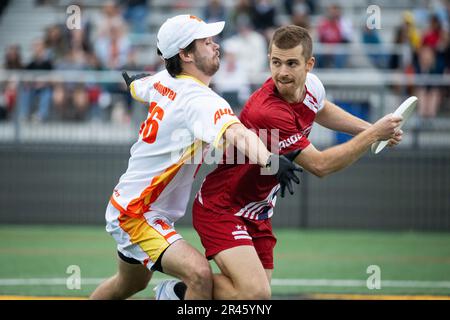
left=173, top=281, right=187, bottom=300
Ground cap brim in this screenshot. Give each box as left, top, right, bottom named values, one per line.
left=194, top=21, right=225, bottom=40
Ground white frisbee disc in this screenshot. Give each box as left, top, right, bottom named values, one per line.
left=371, top=96, right=418, bottom=154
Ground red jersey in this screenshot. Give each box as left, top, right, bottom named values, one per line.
left=318, top=19, right=343, bottom=43
left=196, top=73, right=326, bottom=220
left=422, top=30, right=441, bottom=49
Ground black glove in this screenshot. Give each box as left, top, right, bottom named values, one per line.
left=266, top=154, right=302, bottom=198
left=122, top=71, right=150, bottom=89
left=284, top=149, right=302, bottom=161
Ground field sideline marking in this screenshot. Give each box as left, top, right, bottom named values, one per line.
left=1, top=278, right=450, bottom=289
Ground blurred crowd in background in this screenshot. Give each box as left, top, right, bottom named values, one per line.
left=1, top=0, right=450, bottom=126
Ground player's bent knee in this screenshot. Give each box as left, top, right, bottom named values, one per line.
left=184, top=261, right=212, bottom=289
left=191, top=263, right=213, bottom=284
left=237, top=282, right=271, bottom=300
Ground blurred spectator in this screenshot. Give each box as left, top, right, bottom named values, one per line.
left=422, top=14, right=449, bottom=72
left=53, top=82, right=91, bottom=121
left=414, top=45, right=442, bottom=119
left=51, top=26, right=105, bottom=122
left=0, top=82, right=16, bottom=121
left=121, top=0, right=149, bottom=34
left=55, top=47, right=89, bottom=71
left=95, top=0, right=128, bottom=39
left=402, top=11, right=422, bottom=52
left=362, top=26, right=388, bottom=69
left=17, top=39, right=53, bottom=122
left=52, top=46, right=91, bottom=121
left=223, top=15, right=267, bottom=87
left=288, top=0, right=313, bottom=29
left=44, top=24, right=69, bottom=64
left=4, top=44, right=23, bottom=69
left=228, top=0, right=255, bottom=36
left=68, top=26, right=93, bottom=54
left=203, top=0, right=227, bottom=23
left=316, top=4, right=353, bottom=68
left=70, top=2, right=94, bottom=44
left=252, top=0, right=277, bottom=33
left=388, top=11, right=421, bottom=71
left=94, top=19, right=131, bottom=70
left=284, top=0, right=316, bottom=16
left=213, top=40, right=251, bottom=111
left=1, top=45, right=23, bottom=120
left=423, top=14, right=446, bottom=49
left=94, top=16, right=131, bottom=122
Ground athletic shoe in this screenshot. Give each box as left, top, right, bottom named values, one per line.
left=154, top=279, right=180, bottom=300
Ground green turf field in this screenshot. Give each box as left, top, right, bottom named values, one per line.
left=0, top=225, right=449, bottom=299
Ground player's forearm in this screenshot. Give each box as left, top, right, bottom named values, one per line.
left=224, top=123, right=271, bottom=167
left=316, top=101, right=371, bottom=135
left=315, top=127, right=379, bottom=176
left=331, top=116, right=371, bottom=136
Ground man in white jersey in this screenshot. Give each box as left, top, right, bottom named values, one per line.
left=90, top=15, right=300, bottom=300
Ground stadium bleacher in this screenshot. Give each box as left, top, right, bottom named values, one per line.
left=0, top=0, right=449, bottom=145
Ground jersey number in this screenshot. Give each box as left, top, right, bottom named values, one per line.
left=139, top=101, right=164, bottom=144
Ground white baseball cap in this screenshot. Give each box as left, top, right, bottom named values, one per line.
left=157, top=15, right=225, bottom=59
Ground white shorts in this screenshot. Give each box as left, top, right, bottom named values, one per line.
left=105, top=201, right=183, bottom=271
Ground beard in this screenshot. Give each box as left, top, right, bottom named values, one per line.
left=274, top=76, right=304, bottom=103
left=194, top=52, right=220, bottom=76
left=276, top=79, right=297, bottom=94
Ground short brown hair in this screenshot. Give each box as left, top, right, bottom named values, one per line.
left=269, top=25, right=313, bottom=60
left=157, top=41, right=197, bottom=77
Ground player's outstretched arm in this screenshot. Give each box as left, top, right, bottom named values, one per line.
left=316, top=100, right=403, bottom=148
left=294, top=114, right=403, bottom=178
left=224, top=123, right=301, bottom=197
left=315, top=100, right=371, bottom=135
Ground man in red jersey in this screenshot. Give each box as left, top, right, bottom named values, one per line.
left=158, top=25, right=404, bottom=300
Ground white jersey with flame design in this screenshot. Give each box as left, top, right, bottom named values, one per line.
left=110, top=69, right=240, bottom=222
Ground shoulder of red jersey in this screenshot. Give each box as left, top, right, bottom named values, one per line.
left=304, top=73, right=326, bottom=111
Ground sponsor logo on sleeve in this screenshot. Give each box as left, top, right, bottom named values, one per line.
left=153, top=81, right=177, bottom=101
left=213, top=108, right=235, bottom=124
left=279, top=133, right=303, bottom=150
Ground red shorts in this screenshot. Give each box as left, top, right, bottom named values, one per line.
left=192, top=199, right=277, bottom=269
